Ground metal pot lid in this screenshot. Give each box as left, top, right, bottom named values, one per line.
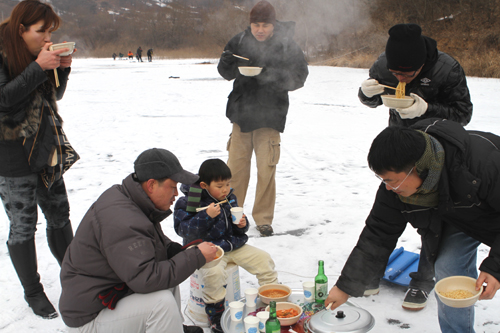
left=306, top=302, right=375, bottom=333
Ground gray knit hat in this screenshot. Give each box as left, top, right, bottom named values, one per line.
left=133, top=148, right=198, bottom=184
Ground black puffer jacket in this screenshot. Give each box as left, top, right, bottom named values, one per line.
left=0, top=54, right=70, bottom=176
left=336, top=119, right=500, bottom=297
left=358, top=36, right=472, bottom=127
left=217, top=21, right=308, bottom=133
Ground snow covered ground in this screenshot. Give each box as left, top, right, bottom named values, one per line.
left=0, top=58, right=499, bottom=332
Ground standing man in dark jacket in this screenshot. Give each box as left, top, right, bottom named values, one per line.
left=218, top=0, right=308, bottom=237
left=136, top=46, right=143, bottom=62
left=358, top=23, right=473, bottom=310
left=326, top=119, right=500, bottom=333
left=59, top=148, right=216, bottom=333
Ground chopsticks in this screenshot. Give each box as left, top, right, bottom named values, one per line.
left=233, top=54, right=250, bottom=61
left=54, top=69, right=60, bottom=87
left=195, top=199, right=228, bottom=212
left=380, top=84, right=396, bottom=90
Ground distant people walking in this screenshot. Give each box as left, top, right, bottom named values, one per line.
left=137, top=46, right=143, bottom=62
left=147, top=48, right=153, bottom=62
left=119, top=52, right=124, bottom=59
left=112, top=52, right=116, bottom=60
left=128, top=50, right=133, bottom=59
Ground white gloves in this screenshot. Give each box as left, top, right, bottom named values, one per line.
left=361, top=79, right=385, bottom=98
left=396, top=93, right=428, bottom=119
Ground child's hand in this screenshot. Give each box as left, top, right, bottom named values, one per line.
left=237, top=214, right=247, bottom=228
left=206, top=203, right=221, bottom=218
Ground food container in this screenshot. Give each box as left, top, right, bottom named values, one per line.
left=381, top=95, right=414, bottom=109
left=258, top=283, right=291, bottom=304
left=435, top=276, right=483, bottom=308
left=264, top=301, right=302, bottom=326
left=304, top=302, right=375, bottom=333
left=238, top=66, right=263, bottom=77
left=49, top=42, right=76, bottom=56
left=201, top=245, right=224, bottom=269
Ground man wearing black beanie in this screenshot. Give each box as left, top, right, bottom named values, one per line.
left=359, top=23, right=472, bottom=127
left=358, top=23, right=473, bottom=313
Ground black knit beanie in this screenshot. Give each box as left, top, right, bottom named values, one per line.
left=385, top=23, right=426, bottom=71
left=250, top=1, right=276, bottom=25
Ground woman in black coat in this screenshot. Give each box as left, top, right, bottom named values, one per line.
left=0, top=0, right=74, bottom=319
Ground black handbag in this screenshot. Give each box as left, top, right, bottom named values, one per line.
left=23, top=101, right=79, bottom=189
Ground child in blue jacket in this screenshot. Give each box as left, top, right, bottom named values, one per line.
left=174, top=159, right=277, bottom=333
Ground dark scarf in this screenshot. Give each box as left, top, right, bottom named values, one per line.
left=398, top=131, right=444, bottom=207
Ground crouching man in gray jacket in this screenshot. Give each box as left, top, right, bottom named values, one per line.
left=59, top=148, right=217, bottom=333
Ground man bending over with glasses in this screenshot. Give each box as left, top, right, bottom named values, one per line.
left=358, top=23, right=473, bottom=311
left=325, top=119, right=500, bottom=333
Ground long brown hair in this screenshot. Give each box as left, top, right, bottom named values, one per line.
left=0, top=0, right=60, bottom=79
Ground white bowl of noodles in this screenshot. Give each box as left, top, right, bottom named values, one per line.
left=381, top=95, right=414, bottom=108
left=435, top=276, right=483, bottom=308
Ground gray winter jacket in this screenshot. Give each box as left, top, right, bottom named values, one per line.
left=59, top=174, right=206, bottom=327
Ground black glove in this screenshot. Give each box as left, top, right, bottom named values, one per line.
left=98, top=283, right=129, bottom=310
left=166, top=242, right=183, bottom=258
left=220, top=50, right=236, bottom=65
left=167, top=239, right=203, bottom=258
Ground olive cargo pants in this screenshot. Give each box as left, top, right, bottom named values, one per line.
left=227, top=123, right=280, bottom=227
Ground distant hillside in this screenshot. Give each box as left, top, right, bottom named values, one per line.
left=1, top=0, right=499, bottom=77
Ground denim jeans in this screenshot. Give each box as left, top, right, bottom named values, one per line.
left=0, top=173, right=70, bottom=244
left=435, top=223, right=480, bottom=333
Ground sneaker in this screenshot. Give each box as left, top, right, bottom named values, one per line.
left=402, top=288, right=428, bottom=311
left=256, top=225, right=274, bottom=237
left=363, top=287, right=380, bottom=296
left=183, top=325, right=203, bottom=333
left=363, top=280, right=380, bottom=296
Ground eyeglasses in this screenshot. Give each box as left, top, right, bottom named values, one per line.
left=375, top=166, right=415, bottom=191
left=390, top=70, right=418, bottom=78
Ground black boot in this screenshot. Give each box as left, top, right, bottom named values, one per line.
left=183, top=324, right=204, bottom=333
left=47, top=222, right=73, bottom=266
left=205, top=299, right=225, bottom=333
left=7, top=238, right=58, bottom=319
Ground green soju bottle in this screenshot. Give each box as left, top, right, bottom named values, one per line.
left=315, top=260, right=328, bottom=304
left=265, top=301, right=281, bottom=333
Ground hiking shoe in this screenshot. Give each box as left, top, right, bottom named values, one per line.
left=183, top=325, right=203, bottom=333
left=363, top=287, right=380, bottom=296
left=402, top=288, right=428, bottom=311
left=256, top=225, right=274, bottom=237
left=363, top=280, right=380, bottom=296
